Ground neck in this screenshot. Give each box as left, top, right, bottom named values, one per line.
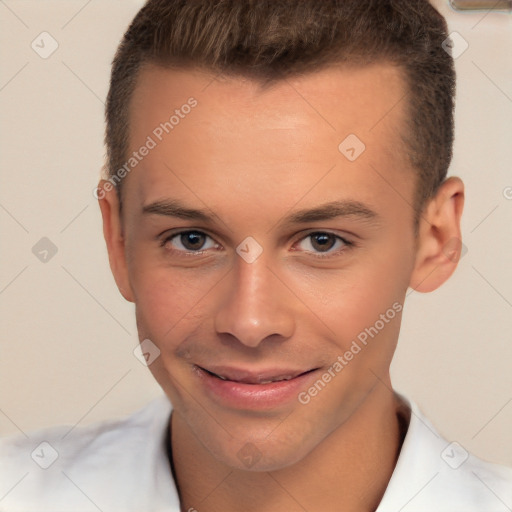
left=171, top=381, right=407, bottom=512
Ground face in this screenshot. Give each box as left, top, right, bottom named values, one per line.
left=109, top=62, right=420, bottom=470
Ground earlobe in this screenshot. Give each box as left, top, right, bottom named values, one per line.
left=409, top=177, right=465, bottom=293
left=97, top=180, right=135, bottom=302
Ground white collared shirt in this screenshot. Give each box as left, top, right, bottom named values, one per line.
left=1, top=393, right=511, bottom=511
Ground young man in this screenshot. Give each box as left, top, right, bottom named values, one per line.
left=1, top=0, right=511, bottom=511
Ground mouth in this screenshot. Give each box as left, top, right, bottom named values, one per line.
left=194, top=364, right=321, bottom=409
left=198, top=366, right=317, bottom=384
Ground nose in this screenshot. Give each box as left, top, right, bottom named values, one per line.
left=214, top=254, right=295, bottom=348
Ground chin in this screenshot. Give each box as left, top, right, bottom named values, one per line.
left=202, top=427, right=314, bottom=472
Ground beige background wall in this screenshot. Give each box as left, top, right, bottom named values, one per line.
left=0, top=1, right=511, bottom=466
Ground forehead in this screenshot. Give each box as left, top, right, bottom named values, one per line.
left=125, top=62, right=413, bottom=223
left=129, top=62, right=407, bottom=142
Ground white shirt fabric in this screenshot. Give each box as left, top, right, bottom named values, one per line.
left=1, top=393, right=511, bottom=512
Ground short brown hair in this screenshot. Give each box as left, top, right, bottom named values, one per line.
left=105, top=0, right=455, bottom=226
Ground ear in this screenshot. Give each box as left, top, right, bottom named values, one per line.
left=97, top=180, right=135, bottom=302
left=409, top=177, right=465, bottom=293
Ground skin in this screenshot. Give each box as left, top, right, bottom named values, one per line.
left=99, top=62, right=464, bottom=512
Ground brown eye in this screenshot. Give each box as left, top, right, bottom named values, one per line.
left=309, top=233, right=337, bottom=252
left=180, top=231, right=207, bottom=250
left=295, top=231, right=352, bottom=257
left=163, top=230, right=218, bottom=253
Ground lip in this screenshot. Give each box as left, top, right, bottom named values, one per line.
left=201, top=366, right=311, bottom=384
left=195, top=365, right=320, bottom=410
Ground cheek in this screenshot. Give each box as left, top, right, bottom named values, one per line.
left=131, top=268, right=216, bottom=397
left=289, top=243, right=410, bottom=356
left=132, top=269, right=207, bottom=340
left=127, top=238, right=206, bottom=323
left=319, top=264, right=404, bottom=318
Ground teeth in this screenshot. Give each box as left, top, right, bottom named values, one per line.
left=257, top=375, right=295, bottom=384
left=208, top=369, right=297, bottom=383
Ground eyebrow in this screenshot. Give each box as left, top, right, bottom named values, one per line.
left=142, top=200, right=212, bottom=222
left=283, top=200, right=380, bottom=226
left=142, top=198, right=380, bottom=226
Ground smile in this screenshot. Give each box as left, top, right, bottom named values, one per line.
left=194, top=365, right=320, bottom=409
left=199, top=366, right=316, bottom=384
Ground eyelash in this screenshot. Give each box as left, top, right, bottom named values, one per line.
left=160, top=230, right=355, bottom=259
